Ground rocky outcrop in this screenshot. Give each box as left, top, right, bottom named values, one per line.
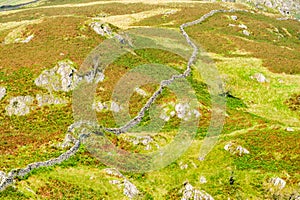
left=5, top=95, right=34, bottom=116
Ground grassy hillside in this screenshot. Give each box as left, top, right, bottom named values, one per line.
left=0, top=0, right=299, bottom=199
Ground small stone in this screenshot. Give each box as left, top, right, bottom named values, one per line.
left=109, top=180, right=121, bottom=185
left=270, top=177, right=286, bottom=190
left=243, top=29, right=250, bottom=36
left=134, top=87, right=147, bottom=97
left=228, top=24, right=236, bottom=27
left=238, top=24, right=248, bottom=29
left=110, top=101, right=122, bottom=113
left=200, top=176, right=207, bottom=184
left=250, top=73, right=268, bottom=83
left=286, top=127, right=294, bottom=132
left=231, top=15, right=238, bottom=20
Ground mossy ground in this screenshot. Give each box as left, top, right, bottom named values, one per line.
left=0, top=1, right=299, bottom=199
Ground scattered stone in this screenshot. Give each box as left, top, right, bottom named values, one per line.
left=270, top=177, right=286, bottom=190
left=228, top=23, right=236, bottom=27
left=134, top=87, right=147, bottom=97
left=5, top=96, right=34, bottom=116
left=250, top=73, right=268, bottom=83
left=92, top=101, right=105, bottom=112
left=242, top=29, right=251, bottom=36
left=164, top=9, right=177, bottom=15
left=123, top=179, right=139, bottom=199
left=179, top=162, right=188, bottom=170
left=110, top=101, right=122, bottom=113
left=175, top=103, right=201, bottom=121
left=200, top=176, right=207, bottom=184
left=109, top=180, right=121, bottom=185
left=104, top=168, right=124, bottom=178
left=0, top=87, right=6, bottom=101
left=224, top=142, right=250, bottom=156
left=238, top=24, right=248, bottom=29
left=181, top=182, right=214, bottom=200
left=36, top=94, right=67, bottom=107
left=231, top=15, right=238, bottom=20
left=20, top=34, right=34, bottom=43
left=286, top=127, right=294, bottom=132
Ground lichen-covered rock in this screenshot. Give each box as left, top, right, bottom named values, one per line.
left=5, top=96, right=34, bottom=116
left=90, top=22, right=112, bottom=37
left=0, top=87, right=6, bottom=101
left=35, top=60, right=79, bottom=92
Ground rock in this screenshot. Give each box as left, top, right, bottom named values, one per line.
left=286, top=127, right=294, bottom=132
left=60, top=134, right=77, bottom=149
left=270, top=177, right=286, bottom=190
left=123, top=179, right=139, bottom=199
left=35, top=60, right=79, bottom=92
left=238, top=24, right=248, bottom=29
left=109, top=180, right=121, bottom=185
left=92, top=101, right=105, bottom=112
left=180, top=162, right=188, bottom=170
left=231, top=15, right=238, bottom=20
left=134, top=87, right=147, bottom=97
left=224, top=142, right=250, bottom=156
left=242, top=29, right=250, bottom=36
left=0, top=87, right=6, bottom=101
left=36, top=94, right=67, bottom=107
left=104, top=168, right=124, bottom=178
left=20, top=34, right=34, bottom=43
left=110, top=101, right=122, bottom=113
left=90, top=22, right=112, bottom=37
left=250, top=73, right=268, bottom=83
left=5, top=96, right=34, bottom=116
left=200, top=176, right=207, bottom=184
left=181, top=182, right=214, bottom=200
